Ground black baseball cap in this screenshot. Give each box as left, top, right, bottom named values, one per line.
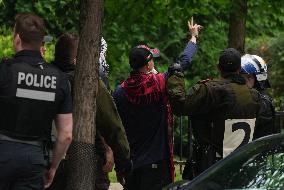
left=219, top=48, right=241, bottom=72
left=129, top=47, right=153, bottom=69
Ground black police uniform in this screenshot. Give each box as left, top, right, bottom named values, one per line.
left=0, top=50, right=72, bottom=190
left=254, top=92, right=279, bottom=139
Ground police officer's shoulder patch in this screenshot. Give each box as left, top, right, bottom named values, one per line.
left=188, top=84, right=201, bottom=96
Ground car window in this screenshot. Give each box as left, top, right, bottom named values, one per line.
left=226, top=147, right=284, bottom=188
left=200, top=146, right=284, bottom=189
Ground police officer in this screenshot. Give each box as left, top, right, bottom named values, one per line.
left=0, top=13, right=73, bottom=189
left=241, top=54, right=280, bottom=138
left=167, top=48, right=262, bottom=179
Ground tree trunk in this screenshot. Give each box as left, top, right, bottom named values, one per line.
left=228, top=0, right=247, bottom=54
left=65, top=0, right=104, bottom=190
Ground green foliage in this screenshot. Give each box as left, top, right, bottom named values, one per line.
left=245, top=29, right=284, bottom=102
left=266, top=33, right=284, bottom=97
left=0, top=27, right=13, bottom=58
left=0, top=27, right=55, bottom=62
left=0, top=0, right=76, bottom=62
left=44, top=42, right=55, bottom=63
left=108, top=169, right=116, bottom=183
left=0, top=0, right=79, bottom=36
left=104, top=0, right=230, bottom=87
left=0, top=0, right=283, bottom=93
left=247, top=1, right=284, bottom=38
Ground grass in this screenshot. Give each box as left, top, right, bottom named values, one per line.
left=108, top=169, right=117, bottom=183
left=108, top=162, right=184, bottom=183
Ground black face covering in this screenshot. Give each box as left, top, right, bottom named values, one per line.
left=255, top=79, right=271, bottom=92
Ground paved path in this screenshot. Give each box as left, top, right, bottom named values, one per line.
left=109, top=183, right=123, bottom=190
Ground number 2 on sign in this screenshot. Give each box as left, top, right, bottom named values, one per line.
left=223, top=119, right=256, bottom=157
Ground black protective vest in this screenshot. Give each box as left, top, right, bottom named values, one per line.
left=0, top=52, right=65, bottom=141
left=253, top=93, right=278, bottom=139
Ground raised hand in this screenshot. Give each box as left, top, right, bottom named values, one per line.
left=188, top=16, right=202, bottom=38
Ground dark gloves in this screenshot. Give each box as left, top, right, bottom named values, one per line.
left=115, top=159, right=133, bottom=185
left=168, top=61, right=185, bottom=77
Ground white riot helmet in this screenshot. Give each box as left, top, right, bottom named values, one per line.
left=241, top=54, right=270, bottom=90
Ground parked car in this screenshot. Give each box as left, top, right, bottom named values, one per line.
left=164, top=134, right=284, bottom=190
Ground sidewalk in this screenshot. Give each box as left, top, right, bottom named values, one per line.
left=108, top=183, right=123, bottom=190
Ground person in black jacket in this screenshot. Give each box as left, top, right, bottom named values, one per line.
left=0, top=13, right=73, bottom=189
left=167, top=48, right=263, bottom=180
left=240, top=54, right=280, bottom=138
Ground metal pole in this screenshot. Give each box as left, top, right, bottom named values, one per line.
left=179, top=116, right=183, bottom=174
left=279, top=99, right=283, bottom=111
left=188, top=117, right=193, bottom=160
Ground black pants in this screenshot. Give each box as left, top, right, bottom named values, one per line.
left=0, top=141, right=45, bottom=190
left=124, top=160, right=171, bottom=190
left=182, top=144, right=221, bottom=180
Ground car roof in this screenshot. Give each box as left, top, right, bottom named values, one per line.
left=164, top=134, right=284, bottom=190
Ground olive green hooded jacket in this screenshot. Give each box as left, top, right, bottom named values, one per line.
left=96, top=80, right=130, bottom=166
left=167, top=73, right=262, bottom=158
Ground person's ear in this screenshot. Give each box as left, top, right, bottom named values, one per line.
left=14, top=34, right=21, bottom=45
left=247, top=74, right=254, bottom=80
left=13, top=33, right=22, bottom=52
left=14, top=34, right=21, bottom=44
left=146, top=62, right=151, bottom=71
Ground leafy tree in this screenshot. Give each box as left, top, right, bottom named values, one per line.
left=0, top=0, right=283, bottom=91
left=265, top=34, right=284, bottom=97
left=228, top=0, right=247, bottom=53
